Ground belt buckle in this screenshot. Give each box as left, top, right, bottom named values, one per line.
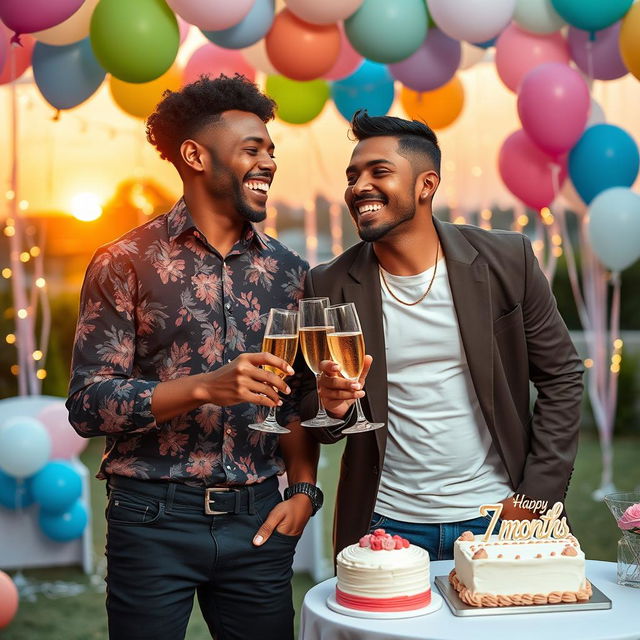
left=204, top=487, right=231, bottom=515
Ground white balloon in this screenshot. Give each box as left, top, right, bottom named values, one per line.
left=285, top=0, right=363, bottom=25
left=513, top=0, right=565, bottom=35
left=427, top=0, right=515, bottom=43
left=33, top=0, right=99, bottom=46
left=0, top=416, right=51, bottom=479
left=588, top=187, right=640, bottom=272
left=459, top=42, right=486, bottom=70
left=586, top=98, right=606, bottom=129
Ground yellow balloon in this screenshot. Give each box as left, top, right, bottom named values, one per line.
left=620, top=2, right=640, bottom=82
left=400, top=76, right=465, bottom=131
left=110, top=65, right=182, bottom=120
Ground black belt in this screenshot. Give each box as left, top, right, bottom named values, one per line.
left=108, top=474, right=278, bottom=515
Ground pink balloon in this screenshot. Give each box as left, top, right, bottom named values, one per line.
left=499, top=129, right=567, bottom=210
left=495, top=23, right=570, bottom=92
left=517, top=62, right=590, bottom=157
left=183, top=43, right=256, bottom=86
left=324, top=24, right=362, bottom=81
left=0, top=29, right=35, bottom=84
left=168, top=0, right=255, bottom=31
left=37, top=401, right=88, bottom=460
left=0, top=0, right=84, bottom=36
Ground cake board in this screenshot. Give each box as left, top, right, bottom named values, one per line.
left=434, top=576, right=612, bottom=617
left=327, top=590, right=443, bottom=619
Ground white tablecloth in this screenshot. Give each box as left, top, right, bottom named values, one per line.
left=299, top=560, right=639, bottom=640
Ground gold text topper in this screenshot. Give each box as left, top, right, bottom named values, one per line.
left=479, top=500, right=570, bottom=543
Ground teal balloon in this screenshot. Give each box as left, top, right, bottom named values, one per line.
left=266, top=75, right=330, bottom=125
left=32, top=462, right=82, bottom=514
left=33, top=39, right=105, bottom=110
left=550, top=0, right=633, bottom=32
left=345, top=0, right=428, bottom=63
left=331, top=60, right=395, bottom=122
left=90, top=0, right=179, bottom=83
left=0, top=470, right=34, bottom=510
left=588, top=187, right=640, bottom=271
left=39, top=499, right=88, bottom=542
left=0, top=417, right=51, bottom=479
left=569, top=124, right=639, bottom=204
left=202, top=0, right=274, bottom=49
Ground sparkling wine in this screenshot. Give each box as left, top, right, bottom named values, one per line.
left=262, top=334, right=299, bottom=378
left=299, top=326, right=333, bottom=375
left=326, top=331, right=365, bottom=380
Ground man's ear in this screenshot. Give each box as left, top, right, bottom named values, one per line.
left=418, top=169, right=440, bottom=201
left=180, top=139, right=205, bottom=172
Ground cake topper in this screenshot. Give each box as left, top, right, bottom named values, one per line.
left=479, top=497, right=570, bottom=542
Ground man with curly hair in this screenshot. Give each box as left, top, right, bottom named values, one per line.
left=67, top=75, right=319, bottom=640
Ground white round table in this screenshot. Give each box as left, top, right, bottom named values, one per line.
left=299, top=560, right=639, bottom=640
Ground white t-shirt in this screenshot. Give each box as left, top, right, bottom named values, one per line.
left=374, top=258, right=512, bottom=523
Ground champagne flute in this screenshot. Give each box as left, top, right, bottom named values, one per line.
left=248, top=308, right=299, bottom=434
left=299, top=298, right=344, bottom=428
left=324, top=303, right=385, bottom=434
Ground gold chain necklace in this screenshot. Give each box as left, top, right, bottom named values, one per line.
left=380, top=244, right=440, bottom=307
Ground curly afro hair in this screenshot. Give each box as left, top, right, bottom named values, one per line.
left=146, top=74, right=276, bottom=165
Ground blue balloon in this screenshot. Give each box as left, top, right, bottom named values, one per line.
left=202, top=0, right=274, bottom=49
left=32, top=461, right=82, bottom=514
left=472, top=37, right=498, bottom=49
left=551, top=0, right=633, bottom=32
left=331, top=60, right=395, bottom=123
left=39, top=499, right=88, bottom=542
left=0, top=469, right=34, bottom=510
left=569, top=124, right=640, bottom=204
left=33, top=38, right=106, bottom=111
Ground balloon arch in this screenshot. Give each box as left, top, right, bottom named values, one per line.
left=1, top=0, right=640, bottom=500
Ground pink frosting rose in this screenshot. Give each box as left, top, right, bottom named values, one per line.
left=617, top=503, right=640, bottom=530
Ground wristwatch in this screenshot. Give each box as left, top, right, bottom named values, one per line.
left=284, top=482, right=324, bottom=516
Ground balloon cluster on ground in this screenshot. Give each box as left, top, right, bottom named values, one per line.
left=1, top=0, right=639, bottom=269
left=0, top=399, right=88, bottom=543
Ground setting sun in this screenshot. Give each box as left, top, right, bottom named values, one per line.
left=70, top=193, right=103, bottom=222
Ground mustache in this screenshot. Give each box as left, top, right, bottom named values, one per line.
left=244, top=171, right=273, bottom=181
left=352, top=193, right=388, bottom=206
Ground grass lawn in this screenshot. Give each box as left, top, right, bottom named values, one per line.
left=2, top=432, right=639, bottom=639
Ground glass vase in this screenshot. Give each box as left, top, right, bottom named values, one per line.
left=604, top=492, right=640, bottom=588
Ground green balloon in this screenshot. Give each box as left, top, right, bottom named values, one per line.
left=266, top=76, right=330, bottom=125
left=345, top=0, right=428, bottom=64
left=90, top=0, right=179, bottom=83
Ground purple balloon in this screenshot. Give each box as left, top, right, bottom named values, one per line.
left=389, top=29, right=461, bottom=92
left=568, top=23, right=628, bottom=81
left=0, top=0, right=85, bottom=35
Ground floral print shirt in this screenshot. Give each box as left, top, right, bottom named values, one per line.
left=66, top=198, right=310, bottom=486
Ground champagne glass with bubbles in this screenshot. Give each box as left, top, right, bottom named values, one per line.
left=248, top=308, right=299, bottom=434
left=324, top=302, right=384, bottom=434
left=299, top=298, right=344, bottom=428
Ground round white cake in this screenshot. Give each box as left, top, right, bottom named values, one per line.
left=335, top=529, right=431, bottom=612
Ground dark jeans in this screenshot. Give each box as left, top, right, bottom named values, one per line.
left=369, top=512, right=501, bottom=560
left=105, top=476, right=299, bottom=640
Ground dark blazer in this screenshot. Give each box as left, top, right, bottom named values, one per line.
left=303, top=217, right=584, bottom=557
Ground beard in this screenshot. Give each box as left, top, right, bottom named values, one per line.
left=356, top=200, right=416, bottom=243
left=202, top=143, right=267, bottom=224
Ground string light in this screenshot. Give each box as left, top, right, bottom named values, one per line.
left=532, top=240, right=544, bottom=252
left=480, top=208, right=492, bottom=221
left=5, top=190, right=15, bottom=200
left=3, top=225, right=15, bottom=237
left=552, top=247, right=563, bottom=257
left=35, top=277, right=46, bottom=288
left=551, top=234, right=562, bottom=246
left=17, top=308, right=27, bottom=319
left=584, top=359, right=593, bottom=368
left=517, top=214, right=529, bottom=226
left=36, top=369, right=47, bottom=380
left=614, top=339, right=623, bottom=349
left=30, top=246, right=41, bottom=257
left=2, top=268, right=11, bottom=278
left=19, top=251, right=30, bottom=262
left=5, top=334, right=16, bottom=344
left=10, top=365, right=19, bottom=376
left=33, top=350, right=43, bottom=361
left=540, top=207, right=554, bottom=225
left=18, top=199, right=29, bottom=211
left=453, top=216, right=466, bottom=225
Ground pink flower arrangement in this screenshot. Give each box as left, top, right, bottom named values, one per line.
left=617, top=503, right=640, bottom=533
left=359, top=529, right=410, bottom=551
